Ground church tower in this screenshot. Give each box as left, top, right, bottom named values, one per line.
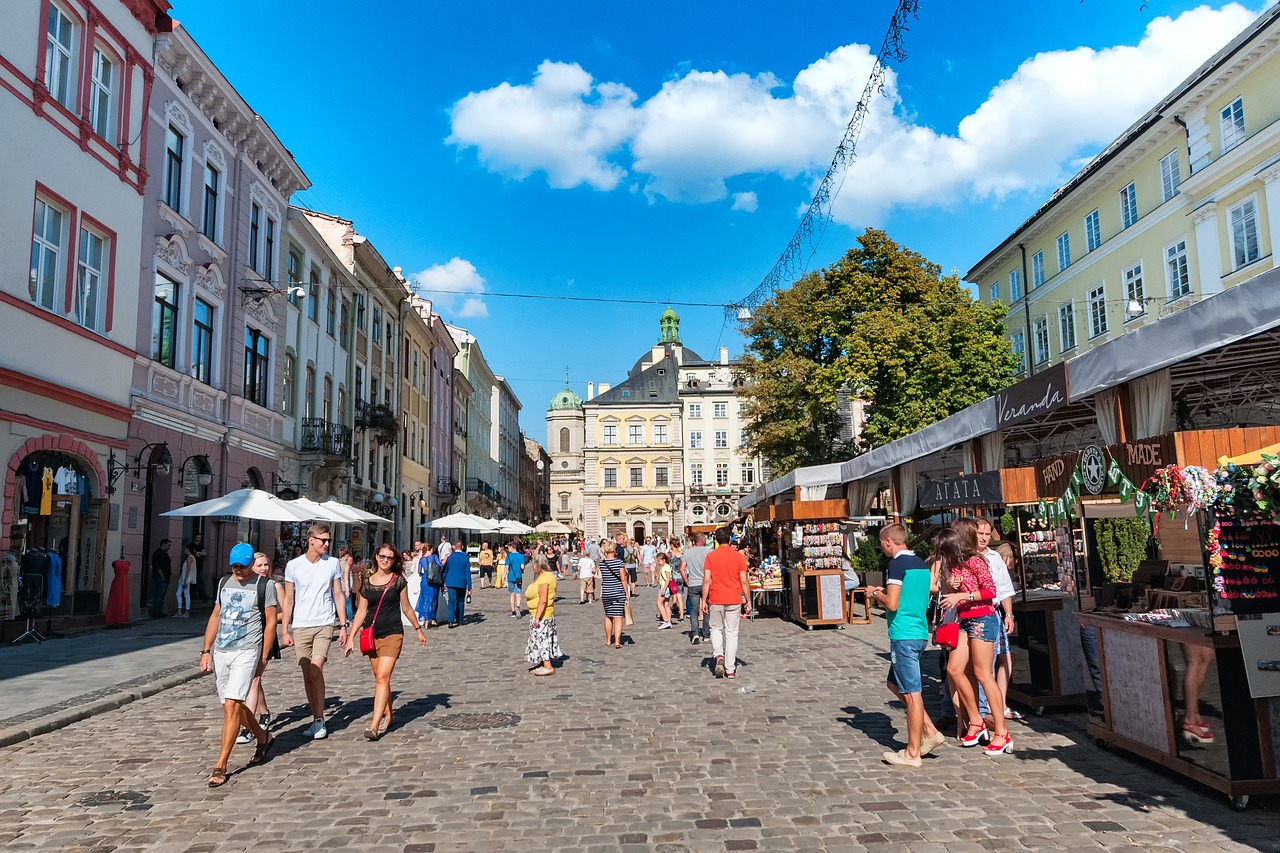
left=546, top=372, right=586, bottom=530
left=660, top=306, right=681, bottom=344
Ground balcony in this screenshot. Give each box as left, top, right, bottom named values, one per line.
left=300, top=418, right=353, bottom=458
left=435, top=476, right=461, bottom=496
left=354, top=400, right=397, bottom=445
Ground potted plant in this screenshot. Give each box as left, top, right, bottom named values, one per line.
left=1093, top=516, right=1151, bottom=584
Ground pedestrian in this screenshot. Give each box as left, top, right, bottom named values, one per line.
left=243, top=551, right=285, bottom=739
left=175, top=539, right=196, bottom=617
left=280, top=523, right=348, bottom=740
left=624, top=538, right=640, bottom=591
left=478, top=541, right=495, bottom=588
left=576, top=546, right=596, bottom=603
left=596, top=540, right=629, bottom=648
left=190, top=533, right=208, bottom=600
left=669, top=540, right=687, bottom=622
left=682, top=532, right=711, bottom=645
left=505, top=544, right=526, bottom=618
left=343, top=543, right=426, bottom=739
left=337, top=543, right=354, bottom=624
left=866, top=524, right=946, bottom=767
left=701, top=527, right=751, bottom=678
left=199, top=542, right=277, bottom=787
left=937, top=523, right=1012, bottom=754
left=416, top=542, right=445, bottom=628
left=984, top=528, right=1022, bottom=721
left=655, top=551, right=674, bottom=629
left=558, top=546, right=571, bottom=579
left=524, top=551, right=561, bottom=675
left=149, top=538, right=172, bottom=618
left=443, top=539, right=472, bottom=628
left=640, top=537, right=657, bottom=587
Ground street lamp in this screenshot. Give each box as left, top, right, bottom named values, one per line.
left=106, top=442, right=172, bottom=495
left=177, top=454, right=214, bottom=488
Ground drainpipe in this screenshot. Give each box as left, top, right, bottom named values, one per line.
left=1173, top=115, right=1190, bottom=174
left=1018, top=243, right=1035, bottom=376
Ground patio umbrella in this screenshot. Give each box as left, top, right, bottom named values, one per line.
left=419, top=512, right=496, bottom=532
left=160, top=488, right=313, bottom=522
left=535, top=520, right=573, bottom=535
left=320, top=500, right=386, bottom=523
left=492, top=519, right=535, bottom=535
left=283, top=497, right=354, bottom=522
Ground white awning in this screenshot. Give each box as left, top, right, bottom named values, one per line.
left=839, top=398, right=995, bottom=486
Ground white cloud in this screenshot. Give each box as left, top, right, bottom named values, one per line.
left=731, top=192, right=759, bottom=212
left=410, top=257, right=489, bottom=319
left=445, top=5, right=1260, bottom=220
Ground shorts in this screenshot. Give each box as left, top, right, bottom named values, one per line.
left=293, top=623, right=335, bottom=662
left=213, top=647, right=259, bottom=702
left=479, top=566, right=494, bottom=579
left=994, top=619, right=1011, bottom=656
left=959, top=613, right=1002, bottom=643
left=364, top=632, right=404, bottom=659
left=509, top=582, right=522, bottom=593
left=885, top=638, right=927, bottom=695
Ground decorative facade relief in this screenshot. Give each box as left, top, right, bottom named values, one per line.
left=202, top=139, right=227, bottom=170
left=155, top=235, right=192, bottom=275
left=163, top=99, right=193, bottom=136
left=193, top=264, right=226, bottom=300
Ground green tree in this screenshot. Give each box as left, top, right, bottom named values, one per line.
left=739, top=228, right=1018, bottom=475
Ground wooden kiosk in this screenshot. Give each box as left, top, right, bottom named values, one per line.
left=769, top=498, right=849, bottom=630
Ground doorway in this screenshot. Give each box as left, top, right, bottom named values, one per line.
left=633, top=521, right=646, bottom=543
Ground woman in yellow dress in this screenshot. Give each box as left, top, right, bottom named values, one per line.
left=524, top=550, right=561, bottom=676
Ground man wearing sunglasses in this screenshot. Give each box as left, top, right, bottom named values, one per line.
left=280, top=523, right=348, bottom=739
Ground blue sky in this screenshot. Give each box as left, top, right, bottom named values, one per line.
left=176, top=0, right=1261, bottom=445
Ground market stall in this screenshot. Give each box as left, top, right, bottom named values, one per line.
left=768, top=498, right=849, bottom=630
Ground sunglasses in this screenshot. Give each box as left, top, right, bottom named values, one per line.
left=311, top=536, right=331, bottom=544
left=376, top=553, right=396, bottom=561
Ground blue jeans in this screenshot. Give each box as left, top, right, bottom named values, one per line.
left=150, top=575, right=169, bottom=616
left=686, top=586, right=707, bottom=637
left=887, top=639, right=927, bottom=694
left=447, top=586, right=467, bottom=625
left=418, top=583, right=441, bottom=623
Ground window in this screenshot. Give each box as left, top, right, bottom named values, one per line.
left=1166, top=239, right=1191, bottom=298
left=30, top=198, right=66, bottom=311
left=304, top=365, right=316, bottom=418
left=306, top=269, right=319, bottom=321
left=1123, top=264, right=1144, bottom=320
left=372, top=307, right=381, bottom=344
left=243, top=327, right=270, bottom=407
left=689, top=463, right=703, bottom=486
left=1159, top=150, right=1181, bottom=202
left=627, top=424, right=643, bottom=445
left=1057, top=300, right=1076, bottom=351
left=558, top=427, right=570, bottom=453
left=654, top=423, right=668, bottom=444
left=282, top=353, right=295, bottom=416
left=201, top=164, right=220, bottom=242
left=264, top=218, right=276, bottom=281
left=338, top=386, right=345, bottom=421
left=45, top=5, right=77, bottom=110
left=1056, top=232, right=1071, bottom=271
left=1085, top=210, right=1101, bottom=252
left=1011, top=332, right=1026, bottom=374
left=741, top=463, right=755, bottom=485
left=152, top=274, right=179, bottom=368
left=560, top=493, right=569, bottom=512
left=89, top=47, right=116, bottom=140
left=603, top=467, right=618, bottom=488
left=1010, top=268, right=1023, bottom=301
left=248, top=203, right=260, bottom=271
left=1031, top=251, right=1045, bottom=288
left=1033, top=315, right=1050, bottom=365
left=1087, top=285, right=1107, bottom=338
left=355, top=293, right=366, bottom=330
left=323, top=375, right=333, bottom=420
left=286, top=249, right=302, bottom=306
left=715, top=463, right=729, bottom=487
left=655, top=466, right=669, bottom=487
left=190, top=298, right=214, bottom=384
left=1220, top=97, right=1245, bottom=152
left=1229, top=198, right=1260, bottom=269
left=1120, top=182, right=1138, bottom=229
left=355, top=365, right=363, bottom=404
left=713, top=402, right=727, bottom=418
left=326, top=286, right=336, bottom=335
left=688, top=404, right=702, bottom=418
left=73, top=226, right=107, bottom=332
left=989, top=281, right=1000, bottom=302
left=629, top=467, right=644, bottom=488
left=714, top=430, right=728, bottom=448
left=689, top=431, right=702, bottom=449
left=603, top=424, right=618, bottom=445
left=164, top=127, right=185, bottom=212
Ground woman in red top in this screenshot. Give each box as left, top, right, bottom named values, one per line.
left=937, top=522, right=1011, bottom=754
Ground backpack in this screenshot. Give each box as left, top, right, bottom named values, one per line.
left=217, top=574, right=269, bottom=627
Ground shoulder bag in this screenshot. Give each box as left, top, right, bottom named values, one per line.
left=931, top=585, right=960, bottom=649
left=358, top=581, right=393, bottom=655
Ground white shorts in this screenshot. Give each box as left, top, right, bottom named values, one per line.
left=213, top=647, right=258, bottom=703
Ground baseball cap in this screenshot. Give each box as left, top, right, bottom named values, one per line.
left=229, top=542, right=255, bottom=567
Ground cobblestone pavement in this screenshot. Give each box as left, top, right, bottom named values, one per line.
left=1, top=585, right=1276, bottom=852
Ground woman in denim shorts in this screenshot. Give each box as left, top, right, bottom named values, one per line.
left=935, top=522, right=1012, bottom=755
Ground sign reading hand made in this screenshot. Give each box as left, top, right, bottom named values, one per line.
left=994, top=363, right=1069, bottom=430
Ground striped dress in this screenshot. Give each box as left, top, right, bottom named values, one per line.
left=598, top=558, right=627, bottom=617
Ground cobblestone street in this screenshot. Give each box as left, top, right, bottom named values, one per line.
left=1, top=587, right=1276, bottom=852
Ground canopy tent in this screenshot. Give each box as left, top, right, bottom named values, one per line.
left=160, top=488, right=313, bottom=522
left=419, top=512, right=496, bottom=532
left=283, top=497, right=356, bottom=523
left=320, top=500, right=386, bottom=523
left=491, top=519, right=535, bottom=535
left=535, top=520, right=573, bottom=535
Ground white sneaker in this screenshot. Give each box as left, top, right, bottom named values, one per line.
left=658, top=622, right=672, bottom=630
left=235, top=729, right=254, bottom=745
left=303, top=719, right=328, bottom=740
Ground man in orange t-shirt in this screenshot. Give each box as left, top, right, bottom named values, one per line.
left=700, top=527, right=751, bottom=678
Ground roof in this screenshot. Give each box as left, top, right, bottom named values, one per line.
left=594, top=351, right=684, bottom=406
left=549, top=387, right=583, bottom=411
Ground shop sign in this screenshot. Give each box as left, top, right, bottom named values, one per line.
left=1035, top=451, right=1081, bottom=499
left=1080, top=445, right=1107, bottom=495
left=1106, top=433, right=1176, bottom=489
left=917, top=471, right=1003, bottom=510
left=994, top=363, right=1069, bottom=430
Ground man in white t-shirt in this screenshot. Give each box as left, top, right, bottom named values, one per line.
left=977, top=518, right=1017, bottom=721
left=280, top=523, right=347, bottom=740
left=577, top=552, right=597, bottom=604
left=640, top=538, right=658, bottom=588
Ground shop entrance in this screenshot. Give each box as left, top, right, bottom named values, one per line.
left=633, top=521, right=646, bottom=543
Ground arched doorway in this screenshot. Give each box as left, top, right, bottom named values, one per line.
left=140, top=443, right=176, bottom=611
left=633, top=521, right=646, bottom=543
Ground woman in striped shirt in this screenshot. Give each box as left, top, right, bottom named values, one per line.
left=595, top=540, right=630, bottom=648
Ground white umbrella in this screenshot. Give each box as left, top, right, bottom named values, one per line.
left=320, top=500, right=386, bottom=523
left=419, top=512, right=496, bottom=532
left=535, top=520, right=573, bottom=535
left=492, top=519, right=534, bottom=535
left=283, top=497, right=354, bottom=522
left=161, top=488, right=313, bottom=522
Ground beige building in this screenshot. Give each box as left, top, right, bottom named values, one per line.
left=546, top=381, right=586, bottom=531
left=969, top=5, right=1280, bottom=388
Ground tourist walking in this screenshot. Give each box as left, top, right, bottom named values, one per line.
left=655, top=551, right=675, bottom=629
left=149, top=538, right=172, bottom=618
left=343, top=543, right=426, bottom=739
left=682, top=532, right=711, bottom=644
left=478, top=542, right=495, bottom=588
left=279, top=523, right=348, bottom=740
left=701, top=527, right=751, bottom=678
left=416, top=542, right=444, bottom=628
left=577, top=547, right=596, bottom=603
left=337, top=543, right=355, bottom=624
left=175, top=541, right=196, bottom=617
left=199, top=543, right=277, bottom=787
left=596, top=540, right=630, bottom=648
left=243, top=551, right=284, bottom=739
left=640, top=537, right=657, bottom=587
left=524, top=551, right=562, bottom=675
left=443, top=539, right=472, bottom=628
left=506, top=544, right=526, bottom=617
left=866, top=524, right=946, bottom=767
left=978, top=520, right=1020, bottom=721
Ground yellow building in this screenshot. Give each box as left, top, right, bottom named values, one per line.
left=968, top=6, right=1280, bottom=374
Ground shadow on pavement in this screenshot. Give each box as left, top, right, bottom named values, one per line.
left=837, top=705, right=900, bottom=750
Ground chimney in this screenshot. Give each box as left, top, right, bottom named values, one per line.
left=719, top=347, right=729, bottom=365
left=587, top=382, right=595, bottom=400
left=599, top=382, right=611, bottom=396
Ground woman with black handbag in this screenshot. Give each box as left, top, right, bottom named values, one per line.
left=344, top=543, right=426, bottom=740
left=416, top=542, right=445, bottom=628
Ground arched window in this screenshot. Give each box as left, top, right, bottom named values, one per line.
left=337, top=385, right=346, bottom=421
left=282, top=352, right=296, bottom=416
left=559, top=427, right=570, bottom=453
left=323, top=374, right=333, bottom=420
left=305, top=365, right=316, bottom=418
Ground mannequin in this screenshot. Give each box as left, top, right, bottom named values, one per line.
left=106, top=555, right=130, bottom=625
left=45, top=547, right=62, bottom=607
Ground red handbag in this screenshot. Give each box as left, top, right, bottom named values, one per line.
left=357, top=582, right=392, bottom=654
left=932, top=598, right=960, bottom=649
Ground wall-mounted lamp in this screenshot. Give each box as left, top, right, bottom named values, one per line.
left=106, top=442, right=172, bottom=495
left=240, top=282, right=307, bottom=304
left=177, top=454, right=214, bottom=487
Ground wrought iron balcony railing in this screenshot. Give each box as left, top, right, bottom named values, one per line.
left=300, top=418, right=353, bottom=458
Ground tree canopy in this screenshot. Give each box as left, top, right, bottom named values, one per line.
left=739, top=228, right=1019, bottom=477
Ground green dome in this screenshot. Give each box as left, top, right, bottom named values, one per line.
left=661, top=306, right=679, bottom=321
left=549, top=387, right=583, bottom=410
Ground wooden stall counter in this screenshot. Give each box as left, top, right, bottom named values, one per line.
left=787, top=566, right=846, bottom=630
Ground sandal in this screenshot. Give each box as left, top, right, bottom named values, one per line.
left=207, top=767, right=228, bottom=788
left=364, top=725, right=380, bottom=741
left=1004, top=708, right=1025, bottom=721
left=377, top=712, right=392, bottom=736
left=248, top=736, right=275, bottom=766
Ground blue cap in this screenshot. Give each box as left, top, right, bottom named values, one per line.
left=229, top=543, right=255, bottom=567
